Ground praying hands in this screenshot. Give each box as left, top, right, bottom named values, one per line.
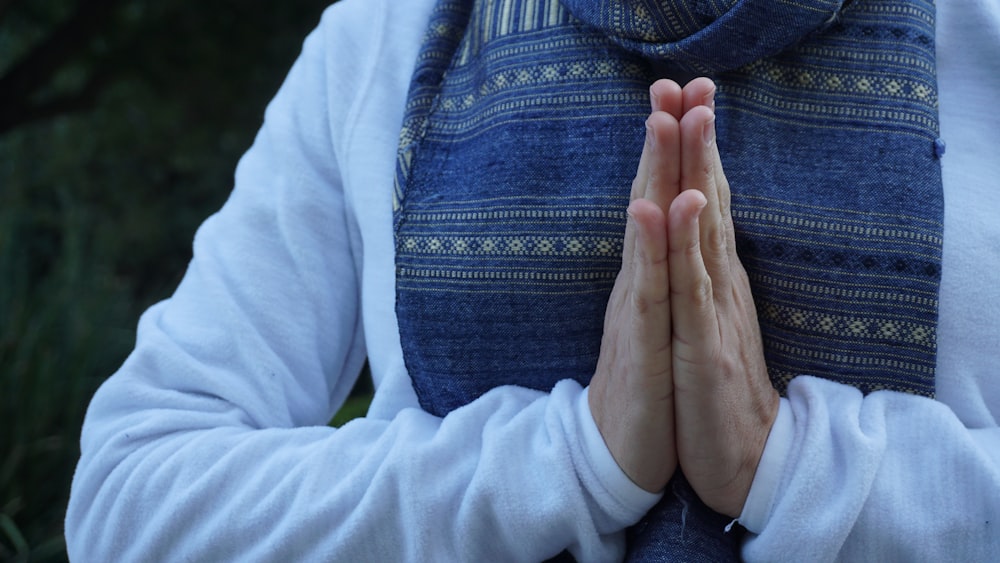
left=589, top=78, right=780, bottom=518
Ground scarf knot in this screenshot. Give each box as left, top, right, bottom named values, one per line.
left=560, top=0, right=844, bottom=72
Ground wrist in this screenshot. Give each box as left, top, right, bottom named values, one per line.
left=737, top=397, right=794, bottom=532
left=723, top=388, right=780, bottom=518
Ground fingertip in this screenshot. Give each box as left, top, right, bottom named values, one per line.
left=627, top=198, right=648, bottom=228
left=650, top=79, right=683, bottom=118
left=669, top=189, right=708, bottom=223
left=680, top=104, right=715, bottom=126
left=667, top=192, right=705, bottom=260
left=703, top=113, right=716, bottom=146
left=691, top=187, right=709, bottom=210
left=647, top=110, right=681, bottom=147
left=650, top=79, right=681, bottom=99
left=695, top=77, right=717, bottom=110
left=629, top=198, right=669, bottom=264
left=683, top=76, right=717, bottom=113
left=628, top=197, right=667, bottom=226
left=680, top=105, right=716, bottom=147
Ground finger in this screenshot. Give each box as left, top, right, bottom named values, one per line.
left=667, top=190, right=718, bottom=366
left=628, top=199, right=671, bottom=380
left=625, top=79, right=685, bottom=286
left=629, top=78, right=680, bottom=205
left=650, top=78, right=683, bottom=120
left=680, top=77, right=723, bottom=215
left=644, top=110, right=681, bottom=218
left=680, top=105, right=732, bottom=299
left=683, top=79, right=740, bottom=267
left=625, top=116, right=658, bottom=264
left=629, top=116, right=654, bottom=203
left=681, top=76, right=716, bottom=115
left=710, top=126, right=740, bottom=268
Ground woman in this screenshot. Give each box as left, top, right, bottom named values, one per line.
left=67, top=0, right=1000, bottom=560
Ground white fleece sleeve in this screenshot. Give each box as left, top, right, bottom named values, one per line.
left=739, top=376, right=1000, bottom=562
left=736, top=2, right=1000, bottom=558
left=64, top=2, right=659, bottom=560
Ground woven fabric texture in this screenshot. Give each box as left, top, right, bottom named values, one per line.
left=393, top=0, right=942, bottom=558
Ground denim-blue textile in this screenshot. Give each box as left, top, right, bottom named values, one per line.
left=393, top=0, right=942, bottom=559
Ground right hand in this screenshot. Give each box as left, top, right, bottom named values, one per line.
left=588, top=80, right=685, bottom=493
left=666, top=79, right=779, bottom=518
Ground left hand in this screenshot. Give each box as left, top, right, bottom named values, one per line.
left=587, top=79, right=687, bottom=493
left=666, top=78, right=780, bottom=518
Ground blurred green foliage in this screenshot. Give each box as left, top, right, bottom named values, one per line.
left=0, top=1, right=342, bottom=560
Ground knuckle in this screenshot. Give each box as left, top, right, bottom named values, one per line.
left=709, top=225, right=727, bottom=252
left=630, top=176, right=645, bottom=201
left=632, top=291, right=650, bottom=316
left=631, top=289, right=667, bottom=316
left=691, top=275, right=714, bottom=307
left=678, top=234, right=701, bottom=258
left=631, top=289, right=655, bottom=316
left=701, top=162, right=715, bottom=180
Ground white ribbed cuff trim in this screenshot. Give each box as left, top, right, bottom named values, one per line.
left=575, top=386, right=662, bottom=521
left=738, top=397, right=795, bottom=534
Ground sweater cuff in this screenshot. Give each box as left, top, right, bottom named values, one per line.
left=574, top=386, right=662, bottom=522
left=738, top=397, right=794, bottom=534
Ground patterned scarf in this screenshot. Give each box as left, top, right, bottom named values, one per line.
left=394, top=0, right=942, bottom=559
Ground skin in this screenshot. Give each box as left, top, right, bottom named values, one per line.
left=588, top=79, right=684, bottom=494
left=589, top=78, right=780, bottom=518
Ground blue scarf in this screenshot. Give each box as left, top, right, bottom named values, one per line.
left=394, top=0, right=942, bottom=559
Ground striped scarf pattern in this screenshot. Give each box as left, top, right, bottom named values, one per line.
left=393, top=0, right=942, bottom=558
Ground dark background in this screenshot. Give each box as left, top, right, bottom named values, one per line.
left=0, top=1, right=348, bottom=559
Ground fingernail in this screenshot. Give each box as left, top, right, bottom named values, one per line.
left=645, top=119, right=655, bottom=147
left=703, top=115, right=716, bottom=146
left=650, top=87, right=660, bottom=111
left=704, top=86, right=716, bottom=111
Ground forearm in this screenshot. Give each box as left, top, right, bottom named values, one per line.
left=67, top=355, right=655, bottom=561
left=65, top=185, right=655, bottom=560
left=741, top=376, right=1000, bottom=561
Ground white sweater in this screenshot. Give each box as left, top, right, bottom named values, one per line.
left=66, top=0, right=1000, bottom=561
